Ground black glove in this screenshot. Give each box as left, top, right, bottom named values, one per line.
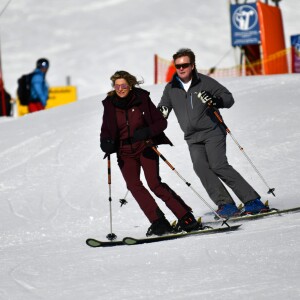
left=100, top=139, right=117, bottom=154
left=133, top=127, right=151, bottom=141
left=198, top=91, right=224, bottom=108
left=158, top=105, right=170, bottom=119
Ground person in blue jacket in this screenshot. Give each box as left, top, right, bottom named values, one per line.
left=28, top=58, right=49, bottom=113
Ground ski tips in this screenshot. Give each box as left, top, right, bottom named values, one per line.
left=86, top=238, right=101, bottom=247
left=122, top=237, right=137, bottom=245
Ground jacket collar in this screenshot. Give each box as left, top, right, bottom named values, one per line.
left=171, top=69, right=200, bottom=89
left=110, top=89, right=142, bottom=109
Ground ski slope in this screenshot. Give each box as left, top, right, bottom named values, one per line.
left=1, top=0, right=300, bottom=298
left=1, top=74, right=300, bottom=299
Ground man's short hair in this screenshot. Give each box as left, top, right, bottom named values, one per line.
left=172, top=48, right=196, bottom=65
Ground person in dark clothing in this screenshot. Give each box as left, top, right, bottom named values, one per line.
left=158, top=48, right=269, bottom=218
left=100, top=70, right=201, bottom=236
left=0, top=79, right=14, bottom=117
left=0, top=88, right=13, bottom=117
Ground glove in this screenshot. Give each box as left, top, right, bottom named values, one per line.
left=158, top=105, right=170, bottom=119
left=100, top=139, right=117, bottom=154
left=133, top=127, right=151, bottom=141
left=198, top=91, right=224, bottom=108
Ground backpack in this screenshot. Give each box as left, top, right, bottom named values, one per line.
left=17, top=72, right=34, bottom=105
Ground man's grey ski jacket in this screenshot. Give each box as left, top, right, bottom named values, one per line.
left=158, top=71, right=235, bottom=144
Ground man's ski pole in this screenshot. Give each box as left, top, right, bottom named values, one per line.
left=150, top=145, right=229, bottom=227
left=106, top=155, right=117, bottom=241
left=211, top=107, right=275, bottom=196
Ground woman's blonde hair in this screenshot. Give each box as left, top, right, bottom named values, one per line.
left=107, top=70, right=144, bottom=96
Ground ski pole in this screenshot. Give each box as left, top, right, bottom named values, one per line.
left=211, top=107, right=275, bottom=196
left=150, top=145, right=229, bottom=227
left=106, top=155, right=117, bottom=241
left=119, top=190, right=129, bottom=207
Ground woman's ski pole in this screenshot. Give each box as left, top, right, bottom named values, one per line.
left=119, top=190, right=129, bottom=207
left=211, top=107, right=275, bottom=196
left=151, top=145, right=229, bottom=227
left=106, top=155, right=117, bottom=241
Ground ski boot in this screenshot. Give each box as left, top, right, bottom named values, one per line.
left=216, top=203, right=240, bottom=219
left=146, top=217, right=173, bottom=237
left=176, top=212, right=203, bottom=233
left=241, top=198, right=270, bottom=215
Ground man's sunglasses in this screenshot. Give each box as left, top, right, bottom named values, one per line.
left=175, top=63, right=191, bottom=70
left=114, top=84, right=129, bottom=90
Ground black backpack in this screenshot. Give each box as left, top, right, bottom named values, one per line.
left=17, top=72, right=34, bottom=105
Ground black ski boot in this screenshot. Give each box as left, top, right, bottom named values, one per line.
left=176, top=211, right=202, bottom=232
left=146, top=217, right=173, bottom=237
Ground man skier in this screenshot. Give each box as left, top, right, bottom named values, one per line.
left=158, top=48, right=269, bottom=218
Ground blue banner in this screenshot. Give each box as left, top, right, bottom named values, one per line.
left=230, top=3, right=260, bottom=47
left=291, top=34, right=300, bottom=73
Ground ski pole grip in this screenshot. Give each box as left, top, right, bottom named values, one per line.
left=213, top=111, right=223, bottom=123
left=212, top=109, right=230, bottom=133
left=152, top=147, right=175, bottom=170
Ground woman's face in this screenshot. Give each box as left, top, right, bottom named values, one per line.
left=114, top=78, right=130, bottom=98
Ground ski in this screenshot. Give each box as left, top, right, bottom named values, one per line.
left=122, top=224, right=242, bottom=246
left=86, top=238, right=124, bottom=248
left=86, top=225, right=242, bottom=247
left=205, top=206, right=300, bottom=225
left=86, top=207, right=300, bottom=248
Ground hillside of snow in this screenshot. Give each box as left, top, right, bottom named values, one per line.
left=1, top=74, right=300, bottom=299
left=1, top=0, right=300, bottom=299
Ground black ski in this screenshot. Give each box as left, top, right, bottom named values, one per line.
left=86, top=225, right=242, bottom=248
left=122, top=224, right=242, bottom=246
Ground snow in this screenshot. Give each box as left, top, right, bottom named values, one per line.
left=1, top=1, right=300, bottom=299
left=1, top=0, right=300, bottom=99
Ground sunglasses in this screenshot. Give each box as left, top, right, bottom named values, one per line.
left=175, top=63, right=191, bottom=70
left=114, top=84, right=129, bottom=90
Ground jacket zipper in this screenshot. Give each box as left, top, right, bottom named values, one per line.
left=190, top=92, right=193, bottom=109
left=125, top=109, right=134, bottom=152
left=182, top=85, right=193, bottom=110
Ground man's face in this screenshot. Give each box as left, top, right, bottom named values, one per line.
left=174, top=56, right=194, bottom=83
